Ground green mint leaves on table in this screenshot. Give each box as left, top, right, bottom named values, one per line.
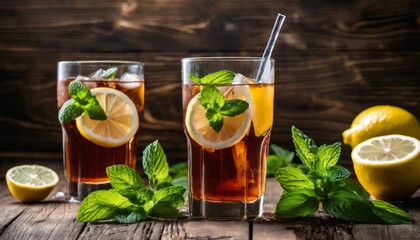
left=266, top=144, right=295, bottom=177
left=58, top=80, right=107, bottom=124
left=77, top=140, right=186, bottom=223
left=189, top=70, right=249, bottom=132
left=274, top=126, right=413, bottom=224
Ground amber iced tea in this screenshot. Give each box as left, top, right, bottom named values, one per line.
left=58, top=79, right=144, bottom=182
left=57, top=61, right=144, bottom=201
left=184, top=84, right=274, bottom=202
left=182, top=57, right=275, bottom=220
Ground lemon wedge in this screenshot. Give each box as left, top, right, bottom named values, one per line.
left=351, top=134, right=420, bottom=201
left=6, top=165, right=59, bottom=202
left=76, top=87, right=139, bottom=148
left=185, top=85, right=252, bottom=150
left=249, top=84, right=274, bottom=136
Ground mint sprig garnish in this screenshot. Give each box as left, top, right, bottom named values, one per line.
left=58, top=80, right=107, bottom=124
left=76, top=140, right=186, bottom=223
left=189, top=70, right=249, bottom=132
left=274, top=126, right=413, bottom=224
left=102, top=67, right=118, bottom=79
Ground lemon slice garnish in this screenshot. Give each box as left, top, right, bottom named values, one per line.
left=185, top=85, right=252, bottom=150
left=351, top=134, right=420, bottom=201
left=6, top=165, right=59, bottom=202
left=76, top=87, right=139, bottom=148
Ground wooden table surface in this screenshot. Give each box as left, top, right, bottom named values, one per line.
left=0, top=161, right=419, bottom=240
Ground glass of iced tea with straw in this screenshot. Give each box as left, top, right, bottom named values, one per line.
left=57, top=61, right=144, bottom=202
left=182, top=57, right=275, bottom=219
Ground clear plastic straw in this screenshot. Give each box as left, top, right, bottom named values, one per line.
left=256, top=13, right=286, bottom=82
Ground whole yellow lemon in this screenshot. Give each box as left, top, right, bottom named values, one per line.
left=343, top=105, right=420, bottom=149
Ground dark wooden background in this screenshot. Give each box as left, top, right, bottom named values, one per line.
left=1, top=0, right=419, bottom=170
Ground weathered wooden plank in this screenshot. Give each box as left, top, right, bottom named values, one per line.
left=78, top=220, right=249, bottom=240
left=0, top=0, right=419, bottom=52
left=0, top=202, right=83, bottom=240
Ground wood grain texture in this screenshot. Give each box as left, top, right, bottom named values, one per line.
left=0, top=0, right=419, bottom=169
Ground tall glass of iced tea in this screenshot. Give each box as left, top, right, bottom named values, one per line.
left=182, top=57, right=275, bottom=219
left=57, top=61, right=145, bottom=202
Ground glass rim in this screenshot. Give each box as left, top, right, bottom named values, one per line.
left=181, top=57, right=274, bottom=62
left=58, top=60, right=144, bottom=65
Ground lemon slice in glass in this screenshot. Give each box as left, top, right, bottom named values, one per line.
left=351, top=134, right=420, bottom=201
left=249, top=84, right=274, bottom=136
left=76, top=87, right=139, bottom=148
left=6, top=165, right=59, bottom=202
left=185, top=85, right=252, bottom=150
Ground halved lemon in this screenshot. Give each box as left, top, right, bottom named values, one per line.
left=185, top=85, right=252, bottom=150
left=6, top=165, right=59, bottom=202
left=76, top=87, right=139, bottom=147
left=351, top=134, right=420, bottom=201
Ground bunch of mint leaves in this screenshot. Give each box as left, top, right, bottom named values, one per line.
left=274, top=126, right=412, bottom=224
left=190, top=70, right=249, bottom=132
left=76, top=140, right=186, bottom=223
left=58, top=67, right=118, bottom=124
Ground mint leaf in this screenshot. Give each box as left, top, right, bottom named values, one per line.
left=198, top=85, right=249, bottom=132
left=328, top=165, right=350, bottom=182
left=190, top=70, right=235, bottom=84
left=68, top=80, right=92, bottom=99
left=189, top=73, right=201, bottom=84
left=59, top=80, right=107, bottom=123
left=106, top=165, right=144, bottom=190
left=206, top=109, right=224, bottom=132
left=171, top=176, right=188, bottom=195
left=149, top=203, right=184, bottom=219
left=115, top=208, right=147, bottom=223
left=275, top=167, right=314, bottom=192
left=142, top=140, right=169, bottom=188
left=339, top=179, right=370, bottom=200
left=169, top=162, right=188, bottom=179
left=291, top=126, right=317, bottom=170
left=371, top=200, right=413, bottom=224
left=152, top=186, right=186, bottom=207
left=323, top=189, right=382, bottom=223
left=318, top=143, right=341, bottom=170
left=76, top=190, right=136, bottom=223
left=58, top=99, right=83, bottom=124
left=118, top=188, right=153, bottom=205
left=102, top=67, right=118, bottom=79
left=220, top=99, right=249, bottom=117
left=83, top=97, right=107, bottom=120
left=271, top=144, right=295, bottom=164
left=199, top=85, right=225, bottom=110
left=267, top=145, right=295, bottom=177
left=275, top=189, right=319, bottom=218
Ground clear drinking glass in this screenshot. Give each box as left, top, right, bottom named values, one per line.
left=57, top=61, right=145, bottom=202
left=182, top=57, right=275, bottom=219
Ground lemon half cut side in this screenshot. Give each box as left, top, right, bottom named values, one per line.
left=76, top=87, right=139, bottom=148
left=351, top=134, right=420, bottom=201
left=185, top=85, right=252, bottom=150
left=6, top=165, right=59, bottom=202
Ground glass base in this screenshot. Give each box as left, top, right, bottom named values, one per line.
left=189, top=194, right=264, bottom=220
left=67, top=181, right=111, bottom=203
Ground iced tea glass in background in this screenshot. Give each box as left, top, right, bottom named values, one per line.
left=182, top=57, right=275, bottom=219
left=57, top=61, right=145, bottom=202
